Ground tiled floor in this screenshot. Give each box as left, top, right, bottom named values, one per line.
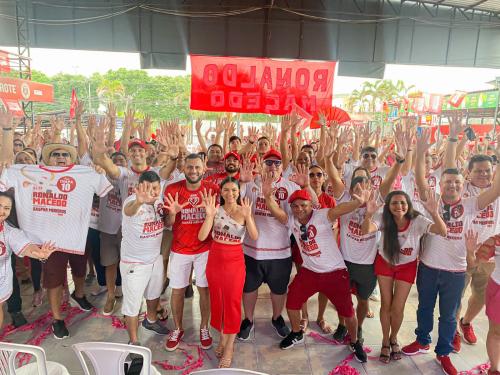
left=1, top=277, right=491, bottom=374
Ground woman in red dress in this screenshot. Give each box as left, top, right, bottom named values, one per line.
left=198, top=177, right=258, bottom=368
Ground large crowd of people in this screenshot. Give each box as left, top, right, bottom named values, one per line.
left=0, top=103, right=498, bottom=375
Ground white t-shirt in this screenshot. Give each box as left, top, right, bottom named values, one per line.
left=79, top=153, right=101, bottom=230
left=120, top=194, right=165, bottom=265
left=401, top=170, right=441, bottom=213
left=0, top=165, right=112, bottom=254
left=420, top=196, right=479, bottom=272
left=491, top=235, right=500, bottom=284
left=117, top=166, right=161, bottom=200
left=343, top=163, right=390, bottom=191
left=0, top=222, right=32, bottom=301
left=98, top=180, right=123, bottom=235
left=242, top=178, right=300, bottom=260
left=374, top=214, right=432, bottom=266
left=287, top=209, right=346, bottom=273
left=462, top=181, right=500, bottom=243
left=337, top=192, right=379, bottom=265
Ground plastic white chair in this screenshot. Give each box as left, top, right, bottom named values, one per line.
left=191, top=370, right=269, bottom=375
left=0, top=342, right=69, bottom=375
left=72, top=342, right=161, bottom=375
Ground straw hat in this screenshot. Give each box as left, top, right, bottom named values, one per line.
left=41, top=143, right=78, bottom=165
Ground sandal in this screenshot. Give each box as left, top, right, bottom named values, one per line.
left=379, top=345, right=391, bottom=364
left=156, top=308, right=169, bottom=322
left=316, top=319, right=333, bottom=334
left=219, top=350, right=233, bottom=368
left=300, top=318, right=309, bottom=331
left=214, top=344, right=224, bottom=359
left=366, top=310, right=375, bottom=318
left=390, top=341, right=402, bottom=360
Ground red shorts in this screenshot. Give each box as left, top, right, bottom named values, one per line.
left=486, top=278, right=500, bottom=325
left=43, top=250, right=89, bottom=289
left=374, top=254, right=417, bottom=284
left=286, top=267, right=354, bottom=318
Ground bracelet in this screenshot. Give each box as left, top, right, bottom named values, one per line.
left=2, top=128, right=12, bottom=131
left=449, top=138, right=458, bottom=142
left=396, top=158, right=405, bottom=164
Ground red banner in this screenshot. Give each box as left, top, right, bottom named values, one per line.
left=1, top=99, right=25, bottom=117
left=190, top=55, right=335, bottom=115
left=0, top=77, right=54, bottom=103
left=0, top=51, right=10, bottom=73
left=69, top=88, right=78, bottom=119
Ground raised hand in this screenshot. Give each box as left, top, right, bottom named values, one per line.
left=363, top=189, right=382, bottom=215
left=75, top=101, right=85, bottom=119
left=239, top=156, right=254, bottom=183
left=261, top=172, right=274, bottom=198
left=351, top=183, right=371, bottom=206
left=416, top=127, right=434, bottom=155
left=124, top=108, right=136, bottom=131
left=215, top=117, right=224, bottom=134
left=92, top=117, right=109, bottom=154
left=447, top=113, right=466, bottom=139
left=247, top=126, right=259, bottom=144
left=289, top=163, right=310, bottom=187
left=420, top=190, right=439, bottom=215
left=106, top=102, right=116, bottom=119
left=164, top=192, right=188, bottom=215
left=464, top=229, right=479, bottom=256
left=199, top=188, right=218, bottom=217
left=281, top=114, right=292, bottom=133
left=0, top=109, right=13, bottom=129
left=195, top=118, right=203, bottom=133
left=240, top=197, right=253, bottom=219
left=134, top=181, right=155, bottom=204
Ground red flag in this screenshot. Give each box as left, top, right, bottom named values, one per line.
left=69, top=88, right=78, bottom=119
left=1, top=99, right=24, bottom=117
left=0, top=51, right=10, bottom=73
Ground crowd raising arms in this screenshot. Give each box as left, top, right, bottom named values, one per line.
left=0, top=104, right=498, bottom=374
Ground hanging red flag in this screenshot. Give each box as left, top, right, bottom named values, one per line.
left=69, top=88, right=78, bottom=119
left=0, top=51, right=10, bottom=73
left=448, top=91, right=466, bottom=108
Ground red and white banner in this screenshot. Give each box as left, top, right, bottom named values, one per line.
left=190, top=55, right=335, bottom=115
left=1, top=99, right=25, bottom=117
left=449, top=91, right=466, bottom=108
left=0, top=77, right=54, bottom=103
left=0, top=51, right=10, bottom=73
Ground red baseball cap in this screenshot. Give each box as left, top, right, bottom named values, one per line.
left=223, top=151, right=241, bottom=161
left=263, top=149, right=282, bottom=161
left=128, top=139, right=146, bottom=149
left=288, top=189, right=312, bottom=204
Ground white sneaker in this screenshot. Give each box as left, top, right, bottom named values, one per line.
left=91, top=285, right=107, bottom=297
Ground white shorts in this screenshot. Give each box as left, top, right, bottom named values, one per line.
left=120, top=255, right=164, bottom=317
left=168, top=251, right=209, bottom=289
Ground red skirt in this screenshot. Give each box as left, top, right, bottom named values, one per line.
left=206, top=241, right=245, bottom=334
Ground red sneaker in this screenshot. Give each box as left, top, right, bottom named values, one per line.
left=452, top=331, right=461, bottom=353
left=402, top=340, right=431, bottom=356
left=200, top=327, right=213, bottom=349
left=460, top=318, right=477, bottom=344
left=436, top=355, right=457, bottom=375
left=165, top=329, right=184, bottom=351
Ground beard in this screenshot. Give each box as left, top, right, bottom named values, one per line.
left=185, top=174, right=203, bottom=184
left=225, top=165, right=238, bottom=174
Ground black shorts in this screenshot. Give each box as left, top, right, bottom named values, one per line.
left=243, top=255, right=292, bottom=295
left=345, top=261, right=377, bottom=300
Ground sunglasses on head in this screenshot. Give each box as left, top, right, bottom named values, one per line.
left=299, top=224, right=308, bottom=241
left=50, top=152, right=70, bottom=158
left=264, top=159, right=282, bottom=167
left=309, top=172, right=323, bottom=178
left=362, top=153, right=377, bottom=160
left=442, top=204, right=451, bottom=221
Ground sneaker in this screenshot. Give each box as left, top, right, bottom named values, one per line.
left=184, top=284, right=194, bottom=298
left=115, top=286, right=123, bottom=298
left=271, top=315, right=291, bottom=338
left=32, top=290, right=44, bottom=307
left=452, top=331, right=461, bottom=353
left=10, top=312, right=27, bottom=328
left=102, top=297, right=116, bottom=316
left=85, top=273, right=96, bottom=285
left=436, top=354, right=458, bottom=375
left=200, top=327, right=213, bottom=349
left=333, top=323, right=348, bottom=342
left=165, top=329, right=184, bottom=351
left=237, top=318, right=254, bottom=341
left=52, top=319, right=69, bottom=339
left=402, top=340, right=431, bottom=356
left=91, top=285, right=107, bottom=297
left=349, top=340, right=368, bottom=363
left=142, top=319, right=169, bottom=335
left=70, top=292, right=94, bottom=311
left=459, top=318, right=477, bottom=344
left=280, top=331, right=304, bottom=349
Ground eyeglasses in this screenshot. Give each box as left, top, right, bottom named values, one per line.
left=50, top=152, right=70, bottom=158
left=442, top=204, right=451, bottom=221
left=362, top=153, right=377, bottom=160
left=309, top=172, right=324, bottom=178
left=299, top=224, right=308, bottom=241
left=264, top=159, right=282, bottom=167
left=13, top=143, right=23, bottom=147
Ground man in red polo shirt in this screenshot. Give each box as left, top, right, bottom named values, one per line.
left=163, top=153, right=220, bottom=351
left=206, top=151, right=240, bottom=186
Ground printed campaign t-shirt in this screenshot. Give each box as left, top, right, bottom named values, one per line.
left=287, top=209, right=346, bottom=273
left=0, top=222, right=33, bottom=302
left=0, top=164, right=112, bottom=254
left=462, top=181, right=499, bottom=243
left=120, top=194, right=165, bottom=264
left=401, top=170, right=441, bottom=214
left=242, top=178, right=300, bottom=260
left=165, top=179, right=220, bottom=255
left=117, top=165, right=162, bottom=200
left=98, top=180, right=123, bottom=235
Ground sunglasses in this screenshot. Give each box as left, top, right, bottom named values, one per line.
left=309, top=172, right=324, bottom=178
left=50, top=152, right=70, bottom=158
left=299, top=224, right=308, bottom=242
left=442, top=204, right=451, bottom=221
left=13, top=143, right=23, bottom=147
left=362, top=153, right=377, bottom=160
left=264, top=159, right=282, bottom=167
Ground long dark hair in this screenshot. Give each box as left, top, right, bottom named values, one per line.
left=382, top=190, right=420, bottom=265
left=0, top=191, right=18, bottom=228
left=219, top=177, right=241, bottom=206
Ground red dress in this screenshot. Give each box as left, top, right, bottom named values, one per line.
left=206, top=207, right=247, bottom=334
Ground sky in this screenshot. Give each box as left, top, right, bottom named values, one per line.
left=2, top=46, right=500, bottom=95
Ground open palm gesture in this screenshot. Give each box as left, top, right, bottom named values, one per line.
left=164, top=192, right=188, bottom=215
left=240, top=197, right=253, bottom=219
left=199, top=189, right=218, bottom=217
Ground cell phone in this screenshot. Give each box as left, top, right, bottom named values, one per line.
left=416, top=127, right=423, bottom=137
left=464, top=127, right=476, bottom=141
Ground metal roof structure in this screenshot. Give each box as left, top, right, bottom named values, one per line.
left=418, top=0, right=500, bottom=13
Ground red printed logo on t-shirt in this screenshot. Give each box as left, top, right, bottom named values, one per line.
left=274, top=187, right=289, bottom=201
left=0, top=241, right=5, bottom=256
left=188, top=194, right=200, bottom=206
left=451, top=204, right=464, bottom=219
left=57, top=176, right=76, bottom=193
left=371, top=175, right=382, bottom=189
left=306, top=224, right=317, bottom=239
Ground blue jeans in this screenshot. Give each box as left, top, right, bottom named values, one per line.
left=415, top=263, right=466, bottom=356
